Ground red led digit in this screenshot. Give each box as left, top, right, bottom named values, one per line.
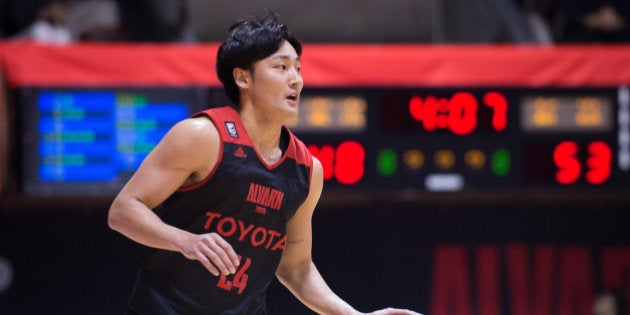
left=553, top=141, right=581, bottom=185
left=409, top=95, right=438, bottom=131
left=448, top=92, right=477, bottom=135
left=410, top=92, right=506, bottom=135
left=586, top=141, right=612, bottom=184
left=409, top=95, right=424, bottom=121
left=436, top=97, right=450, bottom=129
left=334, top=141, right=365, bottom=185
left=307, top=144, right=334, bottom=181
left=483, top=92, right=508, bottom=131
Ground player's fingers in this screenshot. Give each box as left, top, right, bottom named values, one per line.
left=194, top=251, right=221, bottom=276
left=202, top=238, right=236, bottom=274
left=198, top=242, right=233, bottom=275
left=213, top=234, right=240, bottom=267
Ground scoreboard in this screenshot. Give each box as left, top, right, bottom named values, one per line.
left=3, top=43, right=630, bottom=199
left=15, top=86, right=630, bottom=197
left=19, top=88, right=208, bottom=196
left=292, top=87, right=630, bottom=193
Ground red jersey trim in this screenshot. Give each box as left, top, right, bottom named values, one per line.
left=284, top=129, right=314, bottom=193
left=176, top=106, right=313, bottom=191
left=193, top=106, right=313, bottom=171
left=285, top=131, right=313, bottom=168
left=193, top=106, right=251, bottom=146
left=176, top=143, right=222, bottom=192
left=252, top=126, right=314, bottom=171
left=175, top=111, right=225, bottom=192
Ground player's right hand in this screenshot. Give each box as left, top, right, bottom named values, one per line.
left=178, top=232, right=240, bottom=276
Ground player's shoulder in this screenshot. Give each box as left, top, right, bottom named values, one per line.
left=193, top=106, right=239, bottom=122
left=164, top=115, right=220, bottom=149
left=174, top=115, right=218, bottom=135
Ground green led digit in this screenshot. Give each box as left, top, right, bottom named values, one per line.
left=491, top=149, right=511, bottom=176
left=377, top=149, right=397, bottom=176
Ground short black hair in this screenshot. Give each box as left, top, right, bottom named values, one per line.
left=215, top=12, right=302, bottom=106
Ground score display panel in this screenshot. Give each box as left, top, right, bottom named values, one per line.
left=19, top=87, right=208, bottom=196
left=16, top=85, right=630, bottom=197
left=7, top=44, right=630, bottom=200
left=291, top=86, right=630, bottom=193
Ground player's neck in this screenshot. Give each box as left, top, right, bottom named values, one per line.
left=238, top=105, right=283, bottom=153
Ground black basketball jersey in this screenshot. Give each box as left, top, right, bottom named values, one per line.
left=128, top=106, right=313, bottom=314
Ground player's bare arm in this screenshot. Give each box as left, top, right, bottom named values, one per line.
left=276, top=157, right=355, bottom=313
left=108, top=117, right=240, bottom=276
left=276, top=158, right=421, bottom=315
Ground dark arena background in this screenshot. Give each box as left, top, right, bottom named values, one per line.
left=2, top=2, right=630, bottom=314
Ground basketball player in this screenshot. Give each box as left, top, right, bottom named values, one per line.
left=108, top=13, right=421, bottom=315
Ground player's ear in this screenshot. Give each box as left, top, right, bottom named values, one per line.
left=233, top=67, right=250, bottom=89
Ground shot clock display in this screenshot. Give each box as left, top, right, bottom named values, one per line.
left=294, top=87, right=630, bottom=192
left=381, top=91, right=509, bottom=135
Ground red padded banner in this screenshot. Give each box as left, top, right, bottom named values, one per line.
left=1, top=41, right=630, bottom=88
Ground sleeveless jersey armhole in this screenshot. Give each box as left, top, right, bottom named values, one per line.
left=286, top=129, right=314, bottom=192
left=308, top=156, right=315, bottom=191
left=176, top=112, right=224, bottom=192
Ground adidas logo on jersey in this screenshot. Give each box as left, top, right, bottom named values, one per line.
left=234, top=147, right=247, bottom=158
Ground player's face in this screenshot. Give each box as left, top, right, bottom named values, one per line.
left=248, top=40, right=303, bottom=121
